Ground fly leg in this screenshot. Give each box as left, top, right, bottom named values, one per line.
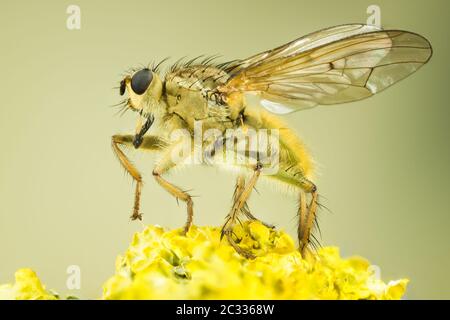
left=222, top=163, right=262, bottom=259
left=152, top=139, right=195, bottom=235
left=233, top=175, right=274, bottom=229
left=297, top=179, right=318, bottom=257
left=111, top=134, right=167, bottom=220
left=273, top=163, right=319, bottom=258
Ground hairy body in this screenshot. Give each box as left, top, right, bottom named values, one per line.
left=112, top=24, right=431, bottom=258
left=113, top=64, right=317, bottom=258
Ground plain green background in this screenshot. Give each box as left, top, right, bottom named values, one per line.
left=0, top=0, right=449, bottom=299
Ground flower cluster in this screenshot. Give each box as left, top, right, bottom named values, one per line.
left=102, top=221, right=408, bottom=300
left=0, top=269, right=57, bottom=300
left=0, top=221, right=407, bottom=300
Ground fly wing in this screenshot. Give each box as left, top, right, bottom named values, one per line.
left=218, top=24, right=432, bottom=114
left=224, top=24, right=382, bottom=75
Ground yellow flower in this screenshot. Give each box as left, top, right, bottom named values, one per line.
left=0, top=269, right=57, bottom=300
left=0, top=221, right=408, bottom=300
left=102, top=221, right=408, bottom=300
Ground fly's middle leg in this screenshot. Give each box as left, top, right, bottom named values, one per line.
left=222, top=163, right=263, bottom=259
left=152, top=139, right=195, bottom=235
left=152, top=168, right=194, bottom=235
left=233, top=175, right=274, bottom=229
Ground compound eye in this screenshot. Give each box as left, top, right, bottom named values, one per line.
left=119, top=79, right=126, bottom=96
left=131, top=68, right=153, bottom=95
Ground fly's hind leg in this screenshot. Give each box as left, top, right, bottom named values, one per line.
left=275, top=165, right=318, bottom=257
left=297, top=179, right=318, bottom=257
left=111, top=134, right=167, bottom=220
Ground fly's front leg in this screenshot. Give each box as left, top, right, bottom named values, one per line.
left=112, top=135, right=143, bottom=220
left=111, top=134, right=167, bottom=220
left=152, top=140, right=194, bottom=235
